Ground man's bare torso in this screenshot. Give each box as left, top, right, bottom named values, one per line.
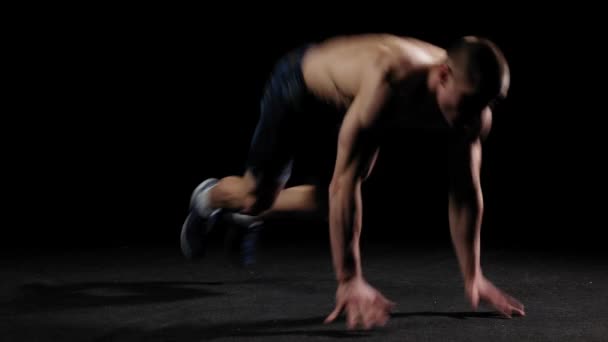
left=301, top=34, right=490, bottom=137
left=302, top=34, right=445, bottom=107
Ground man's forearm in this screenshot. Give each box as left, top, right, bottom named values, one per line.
left=448, top=192, right=483, bottom=284
left=329, top=179, right=363, bottom=283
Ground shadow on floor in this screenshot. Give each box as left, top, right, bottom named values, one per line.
left=392, top=311, right=505, bottom=320
left=5, top=281, right=225, bottom=313
left=98, top=316, right=371, bottom=341
left=99, top=310, right=503, bottom=341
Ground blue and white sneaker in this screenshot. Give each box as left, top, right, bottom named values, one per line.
left=180, top=178, right=222, bottom=260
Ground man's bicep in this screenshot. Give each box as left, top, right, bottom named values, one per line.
left=332, top=113, right=375, bottom=185
left=332, top=67, right=390, bottom=182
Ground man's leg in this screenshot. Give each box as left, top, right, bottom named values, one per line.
left=183, top=170, right=325, bottom=263
left=181, top=45, right=313, bottom=260
left=208, top=172, right=323, bottom=218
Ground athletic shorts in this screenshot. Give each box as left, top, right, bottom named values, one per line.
left=245, top=45, right=342, bottom=193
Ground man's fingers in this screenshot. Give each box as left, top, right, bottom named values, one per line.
left=494, top=288, right=525, bottom=318
left=374, top=293, right=395, bottom=311
left=346, top=304, right=358, bottom=329
left=369, top=296, right=393, bottom=328
left=476, top=278, right=525, bottom=319
left=484, top=291, right=511, bottom=318
left=361, top=305, right=386, bottom=330
left=361, top=302, right=375, bottom=330
left=500, top=299, right=512, bottom=318
left=468, top=288, right=480, bottom=310
left=324, top=301, right=344, bottom=324
left=500, top=300, right=525, bottom=318
left=494, top=288, right=525, bottom=317
left=505, top=294, right=525, bottom=312
left=493, top=301, right=511, bottom=318
left=376, top=308, right=390, bottom=328
left=511, top=304, right=526, bottom=317
left=379, top=312, right=390, bottom=326
left=509, top=299, right=525, bottom=315
left=362, top=315, right=373, bottom=330
left=371, top=304, right=390, bottom=327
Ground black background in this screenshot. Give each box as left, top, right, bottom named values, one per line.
left=5, top=7, right=605, bottom=253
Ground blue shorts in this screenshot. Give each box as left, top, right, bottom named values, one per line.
left=245, top=45, right=341, bottom=195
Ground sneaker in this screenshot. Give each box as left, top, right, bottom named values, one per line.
left=180, top=178, right=222, bottom=259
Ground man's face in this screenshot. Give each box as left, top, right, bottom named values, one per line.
left=437, top=70, right=484, bottom=125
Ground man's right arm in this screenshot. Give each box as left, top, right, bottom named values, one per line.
left=328, top=59, right=391, bottom=283
left=324, top=56, right=399, bottom=329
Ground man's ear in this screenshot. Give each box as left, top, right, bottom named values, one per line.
left=439, top=63, right=451, bottom=86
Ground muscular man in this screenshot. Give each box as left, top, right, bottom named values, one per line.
left=181, top=34, right=525, bottom=329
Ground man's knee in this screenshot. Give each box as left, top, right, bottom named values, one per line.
left=241, top=169, right=287, bottom=215
left=212, top=176, right=250, bottom=204
left=243, top=188, right=280, bottom=215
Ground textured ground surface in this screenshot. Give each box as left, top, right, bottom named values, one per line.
left=1, top=242, right=606, bottom=341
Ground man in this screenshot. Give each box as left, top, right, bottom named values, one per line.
left=181, top=34, right=525, bottom=330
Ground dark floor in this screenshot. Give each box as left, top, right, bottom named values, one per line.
left=1, top=241, right=606, bottom=341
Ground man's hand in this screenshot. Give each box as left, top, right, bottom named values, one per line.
left=324, top=277, right=395, bottom=330
left=466, top=275, right=525, bottom=318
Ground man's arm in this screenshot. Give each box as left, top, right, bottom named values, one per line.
left=448, top=107, right=491, bottom=285
left=324, top=56, right=396, bottom=329
left=448, top=132, right=525, bottom=317
left=328, top=60, right=390, bottom=283
left=448, top=138, right=484, bottom=287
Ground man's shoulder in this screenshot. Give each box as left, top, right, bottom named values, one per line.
left=379, top=37, right=446, bottom=82
left=317, top=34, right=444, bottom=64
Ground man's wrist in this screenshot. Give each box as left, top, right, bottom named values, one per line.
left=337, top=269, right=362, bottom=284
left=464, top=269, right=482, bottom=287
left=337, top=271, right=353, bottom=284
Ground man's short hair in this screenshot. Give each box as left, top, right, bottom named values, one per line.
left=446, top=36, right=510, bottom=105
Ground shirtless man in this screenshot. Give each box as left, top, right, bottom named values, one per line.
left=181, top=34, right=525, bottom=330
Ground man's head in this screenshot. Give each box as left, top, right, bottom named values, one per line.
left=435, top=36, right=510, bottom=122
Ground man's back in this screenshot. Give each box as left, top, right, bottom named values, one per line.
left=301, top=34, right=446, bottom=109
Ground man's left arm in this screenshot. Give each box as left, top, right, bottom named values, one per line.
left=448, top=138, right=483, bottom=291
left=448, top=131, right=525, bottom=318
